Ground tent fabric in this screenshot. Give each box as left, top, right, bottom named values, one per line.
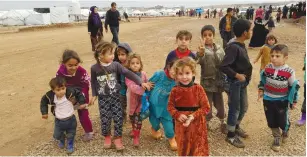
left=25, top=13, right=51, bottom=25
left=50, top=7, right=69, bottom=23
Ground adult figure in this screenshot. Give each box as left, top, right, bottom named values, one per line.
left=88, top=6, right=103, bottom=52
left=219, top=9, right=223, bottom=19
left=249, top=18, right=269, bottom=48
left=246, top=7, right=250, bottom=20
left=282, top=5, right=289, bottom=19
left=289, top=4, right=294, bottom=18
left=105, top=2, right=121, bottom=45
left=250, top=6, right=254, bottom=20
left=255, top=6, right=264, bottom=19
left=213, top=9, right=217, bottom=18
left=219, top=8, right=237, bottom=49
left=123, top=12, right=130, bottom=22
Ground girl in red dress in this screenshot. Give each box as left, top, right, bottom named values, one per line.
left=167, top=57, right=210, bottom=156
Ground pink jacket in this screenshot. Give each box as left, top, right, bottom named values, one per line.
left=255, top=8, right=264, bottom=19
left=125, top=71, right=148, bottom=115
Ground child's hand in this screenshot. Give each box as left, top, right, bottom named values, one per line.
left=146, top=82, right=155, bottom=90
left=235, top=73, right=246, bottom=82
left=183, top=115, right=194, bottom=127
left=258, top=90, right=264, bottom=101
left=42, top=114, right=48, bottom=119
left=198, top=37, right=206, bottom=57
left=89, top=96, right=97, bottom=106
left=79, top=104, right=87, bottom=109
left=178, top=114, right=188, bottom=123
left=141, top=82, right=152, bottom=90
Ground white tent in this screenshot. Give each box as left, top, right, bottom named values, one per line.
left=145, top=10, right=160, bottom=16
left=131, top=10, right=143, bottom=16
left=50, top=7, right=69, bottom=24
left=0, top=10, right=34, bottom=26
left=25, top=13, right=51, bottom=25
left=0, top=11, right=8, bottom=25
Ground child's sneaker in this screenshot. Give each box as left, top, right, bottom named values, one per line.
left=151, top=128, right=162, bottom=140
left=271, top=137, right=281, bottom=152
left=168, top=137, right=178, bottom=151
left=66, top=139, right=74, bottom=154
left=281, top=131, right=289, bottom=144
left=225, top=136, right=245, bottom=148
left=103, top=135, right=112, bottom=149
left=114, top=137, right=125, bottom=151
left=235, top=127, right=249, bottom=138
left=58, top=139, right=65, bottom=149
left=82, top=132, right=94, bottom=142
left=297, top=113, right=306, bottom=126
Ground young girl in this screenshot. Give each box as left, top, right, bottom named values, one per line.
left=56, top=50, right=94, bottom=141
left=167, top=57, right=210, bottom=156
left=148, top=60, right=177, bottom=151
left=265, top=16, right=275, bottom=32
left=90, top=41, right=150, bottom=151
left=114, top=43, right=133, bottom=123
left=253, top=34, right=278, bottom=71
left=197, top=25, right=227, bottom=134
left=125, top=53, right=149, bottom=147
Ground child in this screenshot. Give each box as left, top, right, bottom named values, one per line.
left=90, top=41, right=150, bottom=151
left=114, top=43, right=133, bottom=123
left=125, top=53, right=150, bottom=147
left=148, top=60, right=177, bottom=151
left=258, top=44, right=299, bottom=152
left=220, top=19, right=253, bottom=148
left=167, top=57, right=210, bottom=156
left=40, top=77, right=87, bottom=154
left=56, top=49, right=94, bottom=141
left=196, top=25, right=227, bottom=133
left=253, top=35, right=278, bottom=71
left=276, top=10, right=281, bottom=23
left=164, top=30, right=196, bottom=69
left=265, top=16, right=275, bottom=32
left=297, top=58, right=306, bottom=126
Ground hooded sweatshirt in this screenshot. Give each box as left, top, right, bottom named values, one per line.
left=56, top=65, right=91, bottom=103
left=220, top=39, right=253, bottom=81
left=117, top=42, right=133, bottom=96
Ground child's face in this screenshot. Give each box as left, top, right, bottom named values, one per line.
left=244, top=26, right=252, bottom=40
left=64, top=58, right=79, bottom=75
left=270, top=51, right=288, bottom=67
left=202, top=30, right=214, bottom=45
left=100, top=49, right=115, bottom=63
left=129, top=57, right=141, bottom=72
left=176, top=36, right=191, bottom=51
left=268, top=39, right=276, bottom=46
left=53, top=86, right=66, bottom=98
left=176, top=66, right=195, bottom=85
left=117, top=48, right=128, bottom=64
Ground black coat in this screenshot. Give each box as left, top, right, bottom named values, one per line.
left=88, top=14, right=103, bottom=37
left=249, top=22, right=269, bottom=47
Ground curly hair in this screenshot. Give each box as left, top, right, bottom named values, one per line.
left=172, top=57, right=197, bottom=77
left=94, top=41, right=116, bottom=64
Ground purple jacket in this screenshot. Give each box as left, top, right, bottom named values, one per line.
left=56, top=64, right=91, bottom=103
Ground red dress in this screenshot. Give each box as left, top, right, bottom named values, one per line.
left=167, top=83, right=210, bottom=156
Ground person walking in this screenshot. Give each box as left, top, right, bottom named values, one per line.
left=105, top=2, right=121, bottom=45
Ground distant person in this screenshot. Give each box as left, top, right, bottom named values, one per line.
left=249, top=18, right=269, bottom=48
left=123, top=12, right=130, bottom=22
left=246, top=7, right=251, bottom=20
left=219, top=8, right=237, bottom=49
left=282, top=5, right=289, bottom=19
left=88, top=6, right=103, bottom=52
left=289, top=4, right=294, bottom=18
left=265, top=16, right=275, bottom=32
left=250, top=6, right=254, bottom=20
left=213, top=9, right=217, bottom=18
left=198, top=12, right=201, bottom=19
left=219, top=9, right=223, bottom=19
left=276, top=7, right=282, bottom=23
left=105, top=2, right=121, bottom=45
left=255, top=6, right=264, bottom=19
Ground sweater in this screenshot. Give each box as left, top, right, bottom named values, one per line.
left=104, top=9, right=120, bottom=28
left=90, top=62, right=142, bottom=97
left=254, top=44, right=273, bottom=70
left=220, top=40, right=253, bottom=81
left=56, top=64, right=91, bottom=103
left=164, top=49, right=196, bottom=69
left=259, top=63, right=299, bottom=103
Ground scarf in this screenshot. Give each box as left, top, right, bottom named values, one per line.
left=90, top=6, right=101, bottom=27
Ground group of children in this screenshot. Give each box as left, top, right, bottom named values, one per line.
left=40, top=18, right=304, bottom=155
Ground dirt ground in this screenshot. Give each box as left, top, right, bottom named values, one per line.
left=0, top=16, right=305, bottom=156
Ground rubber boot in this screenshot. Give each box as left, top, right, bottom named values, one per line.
left=297, top=113, right=306, bottom=126
left=66, top=138, right=74, bottom=154
left=114, top=137, right=125, bottom=151
left=58, top=139, right=65, bottom=149
left=103, top=135, right=112, bottom=149
left=133, top=130, right=140, bottom=147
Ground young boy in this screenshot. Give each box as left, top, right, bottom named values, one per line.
left=164, top=30, right=196, bottom=69
left=196, top=25, right=227, bottom=134
left=258, top=44, right=300, bottom=152
left=220, top=19, right=253, bottom=148
left=219, top=8, right=238, bottom=49
left=40, top=77, right=87, bottom=154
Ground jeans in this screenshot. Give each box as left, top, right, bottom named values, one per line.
left=227, top=79, right=249, bottom=132
left=110, top=26, right=119, bottom=45
left=222, top=31, right=234, bottom=49
left=53, top=115, right=77, bottom=141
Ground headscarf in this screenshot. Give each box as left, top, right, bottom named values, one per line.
left=90, top=6, right=101, bottom=27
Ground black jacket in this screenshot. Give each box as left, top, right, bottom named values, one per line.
left=40, top=87, right=86, bottom=116
left=88, top=14, right=103, bottom=36
left=220, top=41, right=253, bottom=81
left=219, top=15, right=237, bottom=38
left=105, top=9, right=120, bottom=29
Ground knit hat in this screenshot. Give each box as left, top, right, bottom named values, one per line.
left=118, top=43, right=133, bottom=53
left=201, top=25, right=215, bottom=36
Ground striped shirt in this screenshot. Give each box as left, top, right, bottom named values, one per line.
left=260, top=64, right=295, bottom=100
